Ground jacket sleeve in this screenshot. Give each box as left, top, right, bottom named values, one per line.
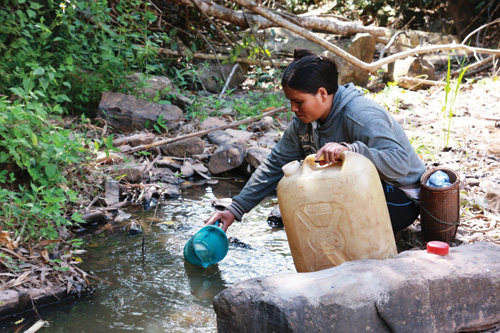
left=228, top=119, right=305, bottom=219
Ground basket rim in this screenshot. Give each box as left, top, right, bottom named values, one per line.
left=420, top=167, right=460, bottom=191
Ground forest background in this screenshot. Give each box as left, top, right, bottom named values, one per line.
left=0, top=0, right=499, bottom=264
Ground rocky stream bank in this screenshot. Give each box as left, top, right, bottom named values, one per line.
left=1, top=64, right=500, bottom=330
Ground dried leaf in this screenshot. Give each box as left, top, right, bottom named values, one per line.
left=12, top=270, right=30, bottom=287
left=66, top=278, right=73, bottom=294
left=37, top=239, right=62, bottom=248
left=0, top=231, right=16, bottom=250
left=40, top=249, right=50, bottom=264
left=96, top=152, right=124, bottom=164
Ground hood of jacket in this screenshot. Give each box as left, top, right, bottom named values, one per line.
left=317, top=83, right=363, bottom=130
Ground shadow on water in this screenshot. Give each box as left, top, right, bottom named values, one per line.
left=0, top=180, right=295, bottom=332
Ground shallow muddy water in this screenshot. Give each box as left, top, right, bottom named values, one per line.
left=1, top=180, right=295, bottom=332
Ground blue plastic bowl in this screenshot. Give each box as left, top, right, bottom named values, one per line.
left=184, top=225, right=229, bottom=268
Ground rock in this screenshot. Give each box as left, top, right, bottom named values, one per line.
left=127, top=73, right=175, bottom=100
left=160, top=137, right=205, bottom=157
left=97, top=91, right=182, bottom=132
left=155, top=157, right=182, bottom=170
left=191, top=162, right=209, bottom=175
left=127, top=73, right=193, bottom=109
left=209, top=141, right=246, bottom=174
left=481, top=181, right=500, bottom=214
left=127, top=220, right=142, bottom=235
left=224, top=129, right=254, bottom=143
left=108, top=162, right=146, bottom=182
left=200, top=117, right=227, bottom=130
left=245, top=147, right=271, bottom=169
left=161, top=183, right=181, bottom=198
left=207, top=130, right=235, bottom=146
left=387, top=30, right=459, bottom=55
left=250, top=116, right=274, bottom=132
left=266, top=205, right=283, bottom=229
left=195, top=61, right=249, bottom=93
left=330, top=33, right=376, bottom=86
left=393, top=56, right=437, bottom=90
left=207, top=130, right=247, bottom=174
left=81, top=211, right=108, bottom=224
left=213, top=242, right=500, bottom=332
left=0, top=283, right=91, bottom=319
left=256, top=129, right=281, bottom=149
left=146, top=167, right=176, bottom=183
left=104, top=177, right=120, bottom=206
left=264, top=27, right=342, bottom=58
left=181, top=160, right=195, bottom=178
left=265, top=29, right=375, bottom=86
left=210, top=198, right=233, bottom=210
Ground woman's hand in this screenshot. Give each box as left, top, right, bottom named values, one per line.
left=204, top=210, right=235, bottom=233
left=315, top=142, right=348, bottom=165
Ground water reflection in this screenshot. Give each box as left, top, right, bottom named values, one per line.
left=184, top=261, right=226, bottom=306
left=0, top=181, right=294, bottom=332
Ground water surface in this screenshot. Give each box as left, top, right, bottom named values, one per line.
left=1, top=181, right=294, bottom=332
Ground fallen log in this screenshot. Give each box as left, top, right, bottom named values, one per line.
left=120, top=106, right=288, bottom=154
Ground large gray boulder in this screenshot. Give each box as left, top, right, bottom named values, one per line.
left=98, top=91, right=182, bottom=132
left=214, top=242, right=500, bottom=332
left=195, top=61, right=250, bottom=93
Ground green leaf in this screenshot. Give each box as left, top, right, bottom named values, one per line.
left=26, top=9, right=36, bottom=19
left=55, top=94, right=72, bottom=103
left=33, top=68, right=45, bottom=75
left=10, top=87, right=25, bottom=97
left=30, top=132, right=38, bottom=146
left=45, top=164, right=57, bottom=179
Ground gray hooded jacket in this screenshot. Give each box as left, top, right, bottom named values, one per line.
left=227, top=83, right=426, bottom=220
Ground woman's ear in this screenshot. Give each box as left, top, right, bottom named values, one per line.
left=317, top=87, right=328, bottom=102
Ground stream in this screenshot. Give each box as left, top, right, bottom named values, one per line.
left=1, top=180, right=295, bottom=332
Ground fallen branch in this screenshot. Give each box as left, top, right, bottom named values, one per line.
left=169, top=0, right=387, bottom=38
left=157, top=47, right=290, bottom=66
left=397, top=76, right=447, bottom=87
left=121, top=106, right=288, bottom=154
left=230, top=0, right=500, bottom=74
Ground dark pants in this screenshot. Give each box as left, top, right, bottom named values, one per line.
left=382, top=181, right=420, bottom=233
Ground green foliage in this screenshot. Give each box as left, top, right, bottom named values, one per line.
left=232, top=91, right=286, bottom=119
left=0, top=0, right=188, bottom=243
left=376, top=81, right=405, bottom=114
left=0, top=97, right=87, bottom=241
left=0, top=253, right=24, bottom=274
left=442, top=53, right=468, bottom=149
left=408, top=132, right=436, bottom=161
left=0, top=0, right=171, bottom=116
left=229, top=32, right=271, bottom=64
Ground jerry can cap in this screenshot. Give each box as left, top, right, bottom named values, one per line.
left=426, top=241, right=449, bottom=256
left=282, top=160, right=300, bottom=177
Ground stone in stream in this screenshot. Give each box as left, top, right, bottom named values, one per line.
left=213, top=242, right=500, bottom=332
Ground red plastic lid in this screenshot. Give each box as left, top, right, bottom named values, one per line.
left=427, top=241, right=449, bottom=256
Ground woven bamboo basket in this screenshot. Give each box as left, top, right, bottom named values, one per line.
left=419, top=167, right=460, bottom=243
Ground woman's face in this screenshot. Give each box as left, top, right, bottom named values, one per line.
left=283, top=86, right=333, bottom=123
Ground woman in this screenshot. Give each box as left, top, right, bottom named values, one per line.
left=205, top=49, right=426, bottom=234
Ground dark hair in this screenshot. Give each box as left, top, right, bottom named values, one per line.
left=281, top=49, right=339, bottom=95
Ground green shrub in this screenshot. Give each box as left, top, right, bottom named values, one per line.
left=0, top=0, right=169, bottom=116
left=0, top=97, right=87, bottom=241
left=0, top=0, right=174, bottom=242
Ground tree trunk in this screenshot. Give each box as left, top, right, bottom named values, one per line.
left=163, top=0, right=388, bottom=39
left=447, top=0, right=476, bottom=39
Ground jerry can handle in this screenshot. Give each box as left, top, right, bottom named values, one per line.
left=302, top=152, right=347, bottom=173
